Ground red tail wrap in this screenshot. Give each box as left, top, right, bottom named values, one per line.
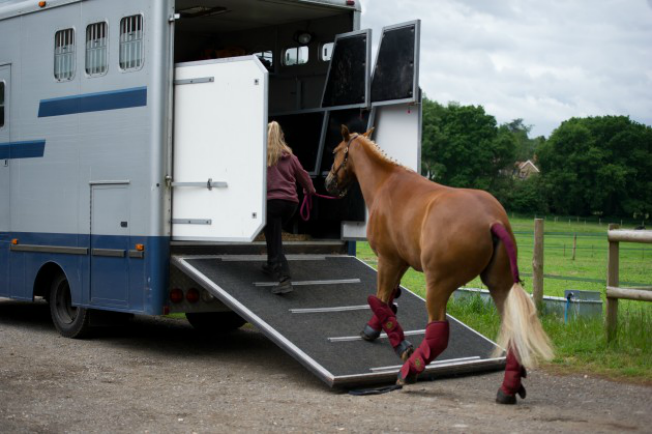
left=491, top=223, right=520, bottom=284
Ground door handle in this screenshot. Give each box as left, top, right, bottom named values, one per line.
left=171, top=179, right=228, bottom=190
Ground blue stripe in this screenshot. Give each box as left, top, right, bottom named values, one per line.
left=0, top=140, right=46, bottom=159
left=38, top=86, right=147, bottom=117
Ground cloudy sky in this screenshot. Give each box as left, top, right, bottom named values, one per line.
left=359, top=0, right=652, bottom=138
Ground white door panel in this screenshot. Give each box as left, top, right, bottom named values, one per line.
left=172, top=57, right=268, bottom=242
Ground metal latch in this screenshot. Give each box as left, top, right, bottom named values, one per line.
left=171, top=179, right=228, bottom=190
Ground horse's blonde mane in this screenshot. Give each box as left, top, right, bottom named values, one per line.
left=357, top=135, right=415, bottom=173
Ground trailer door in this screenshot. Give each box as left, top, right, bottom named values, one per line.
left=172, top=57, right=268, bottom=242
left=342, top=21, right=422, bottom=240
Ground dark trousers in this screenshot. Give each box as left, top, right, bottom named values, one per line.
left=265, top=199, right=298, bottom=281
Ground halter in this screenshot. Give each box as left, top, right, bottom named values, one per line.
left=330, top=134, right=360, bottom=177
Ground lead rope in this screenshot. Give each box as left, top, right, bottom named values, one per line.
left=300, top=191, right=340, bottom=221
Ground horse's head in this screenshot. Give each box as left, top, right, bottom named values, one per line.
left=325, top=125, right=374, bottom=197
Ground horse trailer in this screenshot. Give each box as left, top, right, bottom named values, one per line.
left=0, top=0, right=504, bottom=387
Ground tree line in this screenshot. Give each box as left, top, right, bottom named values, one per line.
left=420, top=97, right=652, bottom=218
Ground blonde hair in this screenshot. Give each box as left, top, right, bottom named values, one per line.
left=267, top=121, right=293, bottom=167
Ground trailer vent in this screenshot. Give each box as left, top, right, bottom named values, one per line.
left=54, top=28, right=75, bottom=81
left=86, top=22, right=108, bottom=77
left=120, top=15, right=144, bottom=71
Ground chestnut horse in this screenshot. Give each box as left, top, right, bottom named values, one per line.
left=325, top=126, right=553, bottom=404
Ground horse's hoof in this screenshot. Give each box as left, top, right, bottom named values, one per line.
left=395, top=340, right=414, bottom=361
left=496, top=388, right=518, bottom=405
left=517, top=385, right=526, bottom=399
left=396, top=370, right=417, bottom=386
left=360, top=324, right=381, bottom=342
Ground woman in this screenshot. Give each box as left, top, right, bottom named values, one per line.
left=264, top=121, right=316, bottom=294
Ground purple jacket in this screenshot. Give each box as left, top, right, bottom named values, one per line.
left=267, top=153, right=316, bottom=203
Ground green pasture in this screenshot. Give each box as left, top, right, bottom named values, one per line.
left=356, top=216, right=652, bottom=382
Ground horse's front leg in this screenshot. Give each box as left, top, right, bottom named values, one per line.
left=361, top=258, right=413, bottom=361
left=396, top=275, right=455, bottom=385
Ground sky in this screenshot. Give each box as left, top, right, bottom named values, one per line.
left=359, top=0, right=652, bottom=138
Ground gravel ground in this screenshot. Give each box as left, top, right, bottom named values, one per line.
left=1, top=299, right=650, bottom=434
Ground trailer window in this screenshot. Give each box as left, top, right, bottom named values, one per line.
left=0, top=82, right=4, bottom=128
left=283, top=46, right=309, bottom=67
left=54, top=28, right=75, bottom=81
left=252, top=50, right=273, bottom=70
left=86, top=22, right=108, bottom=76
left=120, top=15, right=144, bottom=71
left=321, top=42, right=334, bottom=62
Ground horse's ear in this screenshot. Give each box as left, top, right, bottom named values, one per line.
left=341, top=124, right=351, bottom=142
left=363, top=127, right=375, bottom=139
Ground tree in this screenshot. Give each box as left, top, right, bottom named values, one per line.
left=538, top=116, right=652, bottom=217
left=420, top=99, right=516, bottom=196
left=506, top=119, right=539, bottom=162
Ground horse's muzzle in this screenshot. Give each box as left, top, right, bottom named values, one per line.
left=324, top=173, right=337, bottom=195
left=324, top=173, right=348, bottom=198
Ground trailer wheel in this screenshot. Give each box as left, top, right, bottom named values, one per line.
left=185, top=311, right=246, bottom=333
left=49, top=274, right=92, bottom=339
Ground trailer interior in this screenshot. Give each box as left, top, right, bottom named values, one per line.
left=173, top=0, right=367, bottom=243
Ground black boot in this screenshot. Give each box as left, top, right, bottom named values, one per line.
left=271, top=277, right=293, bottom=294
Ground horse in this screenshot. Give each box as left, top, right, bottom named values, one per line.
left=325, top=125, right=553, bottom=404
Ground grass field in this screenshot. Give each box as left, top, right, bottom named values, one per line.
left=356, top=216, right=652, bottom=382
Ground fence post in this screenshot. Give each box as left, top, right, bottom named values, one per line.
left=606, top=223, right=620, bottom=342
left=572, top=233, right=577, bottom=261
left=533, top=218, right=544, bottom=309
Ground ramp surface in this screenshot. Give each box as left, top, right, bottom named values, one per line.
left=173, top=255, right=504, bottom=387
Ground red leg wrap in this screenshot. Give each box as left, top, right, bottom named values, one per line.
left=399, top=321, right=449, bottom=380
left=366, top=292, right=398, bottom=332
left=500, top=349, right=527, bottom=397
left=367, top=314, right=382, bottom=332
left=367, top=295, right=405, bottom=348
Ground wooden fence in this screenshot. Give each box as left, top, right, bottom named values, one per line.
left=606, top=224, right=652, bottom=341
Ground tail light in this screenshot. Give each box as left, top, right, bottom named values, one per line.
left=186, top=287, right=200, bottom=303
left=170, top=288, right=184, bottom=303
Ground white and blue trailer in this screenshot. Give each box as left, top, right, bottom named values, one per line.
left=0, top=0, right=504, bottom=387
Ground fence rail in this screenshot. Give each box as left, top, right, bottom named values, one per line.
left=606, top=225, right=652, bottom=341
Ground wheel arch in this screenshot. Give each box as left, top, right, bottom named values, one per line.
left=33, top=261, right=68, bottom=300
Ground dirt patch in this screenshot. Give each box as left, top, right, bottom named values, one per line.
left=1, top=299, right=651, bottom=433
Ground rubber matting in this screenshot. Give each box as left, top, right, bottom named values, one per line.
left=173, top=255, right=504, bottom=387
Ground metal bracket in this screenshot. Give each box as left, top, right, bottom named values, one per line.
left=174, top=77, right=215, bottom=86
left=171, top=180, right=228, bottom=190
left=172, top=219, right=213, bottom=225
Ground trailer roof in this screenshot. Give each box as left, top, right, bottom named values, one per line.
left=175, top=0, right=359, bottom=33
left=0, top=0, right=83, bottom=21
left=0, top=0, right=359, bottom=24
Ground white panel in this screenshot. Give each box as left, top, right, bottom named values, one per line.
left=173, top=57, right=267, bottom=242
left=372, top=103, right=421, bottom=171
left=341, top=102, right=421, bottom=240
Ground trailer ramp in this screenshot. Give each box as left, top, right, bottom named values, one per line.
left=172, top=255, right=504, bottom=388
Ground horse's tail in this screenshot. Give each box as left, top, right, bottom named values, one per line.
left=490, top=223, right=554, bottom=369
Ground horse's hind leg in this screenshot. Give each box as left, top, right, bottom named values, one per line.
left=481, top=241, right=528, bottom=405
left=363, top=258, right=413, bottom=360
left=397, top=275, right=456, bottom=385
